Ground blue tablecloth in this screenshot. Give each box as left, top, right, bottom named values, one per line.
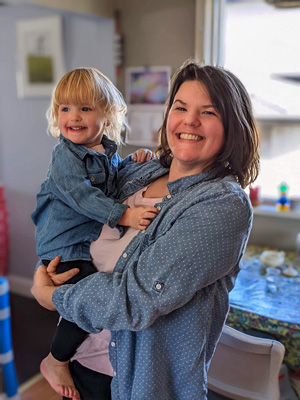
left=227, top=245, right=300, bottom=375
left=229, top=258, right=300, bottom=325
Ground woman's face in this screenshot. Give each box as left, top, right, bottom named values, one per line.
left=167, top=80, right=224, bottom=175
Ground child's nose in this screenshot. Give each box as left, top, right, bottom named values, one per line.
left=70, top=112, right=82, bottom=122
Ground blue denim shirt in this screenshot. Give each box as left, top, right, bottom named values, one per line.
left=53, top=160, right=253, bottom=400
left=31, top=135, right=130, bottom=262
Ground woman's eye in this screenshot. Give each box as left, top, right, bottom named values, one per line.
left=203, top=110, right=216, bottom=116
left=175, top=107, right=186, bottom=111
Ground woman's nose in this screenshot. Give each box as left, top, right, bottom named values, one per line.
left=184, top=112, right=200, bottom=126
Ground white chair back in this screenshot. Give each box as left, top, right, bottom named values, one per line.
left=208, top=325, right=285, bottom=400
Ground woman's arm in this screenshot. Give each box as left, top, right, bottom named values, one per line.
left=48, top=189, right=252, bottom=334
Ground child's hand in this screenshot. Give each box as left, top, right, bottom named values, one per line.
left=132, top=148, right=154, bottom=163
left=119, top=206, right=159, bottom=230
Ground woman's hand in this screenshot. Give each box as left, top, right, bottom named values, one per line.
left=31, top=256, right=79, bottom=311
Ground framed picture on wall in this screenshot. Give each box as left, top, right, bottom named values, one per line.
left=125, top=66, right=171, bottom=104
left=125, top=66, right=171, bottom=146
left=16, top=16, right=65, bottom=98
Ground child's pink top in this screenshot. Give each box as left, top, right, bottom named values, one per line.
left=71, top=186, right=161, bottom=375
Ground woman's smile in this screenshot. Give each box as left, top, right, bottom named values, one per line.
left=167, top=80, right=224, bottom=176
left=176, top=132, right=204, bottom=141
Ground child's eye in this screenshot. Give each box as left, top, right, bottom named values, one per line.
left=60, top=107, right=69, bottom=112
left=82, top=107, right=92, bottom=112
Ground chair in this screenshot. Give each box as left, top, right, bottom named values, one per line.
left=207, top=325, right=285, bottom=400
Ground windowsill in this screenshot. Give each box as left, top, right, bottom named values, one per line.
left=253, top=204, right=300, bottom=220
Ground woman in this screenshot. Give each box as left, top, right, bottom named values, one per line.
left=32, top=60, right=260, bottom=400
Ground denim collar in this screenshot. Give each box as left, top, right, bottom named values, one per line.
left=167, top=170, right=219, bottom=196
left=59, top=134, right=117, bottom=160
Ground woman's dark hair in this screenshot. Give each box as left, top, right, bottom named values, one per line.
left=156, top=60, right=260, bottom=188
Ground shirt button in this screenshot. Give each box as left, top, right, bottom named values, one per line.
left=123, top=253, right=128, bottom=258
left=90, top=176, right=95, bottom=183
left=167, top=194, right=171, bottom=199
left=113, top=371, right=117, bottom=376
left=155, top=283, right=162, bottom=290
left=111, top=341, right=116, bottom=347
left=157, top=206, right=161, bottom=211
left=89, top=239, right=94, bottom=243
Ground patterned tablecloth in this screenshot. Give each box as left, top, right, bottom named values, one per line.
left=227, top=245, right=300, bottom=376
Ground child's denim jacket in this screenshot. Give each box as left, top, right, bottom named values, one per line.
left=31, top=135, right=130, bottom=262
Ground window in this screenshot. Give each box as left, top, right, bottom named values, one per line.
left=224, top=0, right=300, bottom=199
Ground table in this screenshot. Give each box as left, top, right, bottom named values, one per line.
left=226, top=245, right=300, bottom=377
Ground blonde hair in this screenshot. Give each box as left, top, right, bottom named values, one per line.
left=47, top=68, right=128, bottom=144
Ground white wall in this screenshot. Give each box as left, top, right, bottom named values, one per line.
left=0, top=4, right=114, bottom=291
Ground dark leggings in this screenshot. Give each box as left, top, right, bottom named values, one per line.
left=42, top=259, right=97, bottom=361
left=62, top=360, right=112, bottom=400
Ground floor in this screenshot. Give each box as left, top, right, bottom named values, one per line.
left=9, top=293, right=59, bottom=385
left=19, top=374, right=60, bottom=400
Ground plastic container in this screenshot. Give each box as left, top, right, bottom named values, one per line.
left=265, top=267, right=281, bottom=293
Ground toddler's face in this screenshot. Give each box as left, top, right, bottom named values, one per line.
left=58, top=103, right=106, bottom=149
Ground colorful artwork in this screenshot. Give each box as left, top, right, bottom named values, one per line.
left=126, top=66, right=171, bottom=104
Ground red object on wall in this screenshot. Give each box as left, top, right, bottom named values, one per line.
left=0, top=187, right=9, bottom=276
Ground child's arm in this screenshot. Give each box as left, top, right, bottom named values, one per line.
left=132, top=148, right=154, bottom=163
left=48, top=146, right=128, bottom=229
left=117, top=149, right=154, bottom=171
left=118, top=206, right=159, bottom=230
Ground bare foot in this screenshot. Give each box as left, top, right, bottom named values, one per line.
left=40, top=353, right=81, bottom=400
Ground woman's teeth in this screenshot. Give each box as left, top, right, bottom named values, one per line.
left=179, top=133, right=202, bottom=141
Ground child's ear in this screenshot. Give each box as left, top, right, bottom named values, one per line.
left=106, top=121, right=110, bottom=127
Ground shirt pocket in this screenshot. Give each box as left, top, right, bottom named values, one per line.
left=87, top=172, right=106, bottom=187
